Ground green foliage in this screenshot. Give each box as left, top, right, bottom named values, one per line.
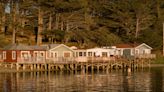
left=0, top=0, right=164, bottom=49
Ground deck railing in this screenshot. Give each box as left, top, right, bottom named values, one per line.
left=135, top=54, right=156, bottom=59
left=11, top=54, right=157, bottom=64
left=17, top=57, right=46, bottom=64
left=18, top=57, right=113, bottom=63
left=46, top=57, right=76, bottom=64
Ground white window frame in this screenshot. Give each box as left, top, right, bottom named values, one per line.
left=39, top=51, right=45, bottom=57
left=34, top=51, right=38, bottom=58
left=21, top=51, right=30, bottom=59
left=49, top=51, right=58, bottom=58
left=3, top=51, right=6, bottom=60
left=135, top=49, right=139, bottom=55
left=12, top=51, right=16, bottom=60
left=79, top=52, right=83, bottom=57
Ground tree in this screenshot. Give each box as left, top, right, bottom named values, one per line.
left=104, top=0, right=155, bottom=41
left=0, top=1, right=6, bottom=34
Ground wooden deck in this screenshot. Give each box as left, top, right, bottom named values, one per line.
left=0, top=58, right=153, bottom=72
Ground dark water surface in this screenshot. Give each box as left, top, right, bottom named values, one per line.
left=0, top=67, right=163, bottom=92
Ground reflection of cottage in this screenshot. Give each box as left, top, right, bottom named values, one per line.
left=116, top=43, right=155, bottom=58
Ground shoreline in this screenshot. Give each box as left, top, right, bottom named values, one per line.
left=150, top=64, right=164, bottom=67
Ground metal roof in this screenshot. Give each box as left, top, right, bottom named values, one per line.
left=3, top=44, right=33, bottom=50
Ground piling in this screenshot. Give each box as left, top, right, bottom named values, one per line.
left=0, top=58, right=152, bottom=72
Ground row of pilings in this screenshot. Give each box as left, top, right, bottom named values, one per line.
left=0, top=59, right=152, bottom=72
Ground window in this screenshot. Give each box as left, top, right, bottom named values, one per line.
left=64, top=52, right=71, bottom=57
left=12, top=51, right=16, bottom=60
left=50, top=52, right=53, bottom=58
left=143, top=50, right=145, bottom=54
left=22, top=52, right=28, bottom=59
left=50, top=52, right=57, bottom=58
left=54, top=53, right=57, bottom=57
left=40, top=52, right=44, bottom=57
left=84, top=52, right=86, bottom=56
left=21, top=51, right=30, bottom=60
left=34, top=51, right=38, bottom=58
left=94, top=52, right=96, bottom=57
left=88, top=52, right=92, bottom=57
left=102, top=52, right=108, bottom=57
left=135, top=50, right=139, bottom=55
left=79, top=52, right=83, bottom=56
left=3, top=51, right=6, bottom=60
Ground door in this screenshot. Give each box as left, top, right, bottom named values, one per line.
left=123, top=49, right=131, bottom=58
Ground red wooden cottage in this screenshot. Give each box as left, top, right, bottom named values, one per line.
left=1, top=44, right=47, bottom=63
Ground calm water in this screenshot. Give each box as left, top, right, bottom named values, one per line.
left=0, top=67, right=163, bottom=92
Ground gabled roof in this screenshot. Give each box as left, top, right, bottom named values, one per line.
left=116, top=43, right=152, bottom=49
left=42, top=44, right=61, bottom=50
left=135, top=43, right=152, bottom=49
left=3, top=44, right=32, bottom=50
left=48, top=44, right=74, bottom=52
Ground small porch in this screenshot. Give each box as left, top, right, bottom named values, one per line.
left=17, top=51, right=46, bottom=63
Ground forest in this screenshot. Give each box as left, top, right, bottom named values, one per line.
left=0, top=0, right=164, bottom=50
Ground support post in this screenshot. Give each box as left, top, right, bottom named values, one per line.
left=163, top=22, right=164, bottom=56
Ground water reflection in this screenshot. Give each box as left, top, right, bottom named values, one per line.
left=0, top=68, right=163, bottom=92
left=151, top=67, right=164, bottom=92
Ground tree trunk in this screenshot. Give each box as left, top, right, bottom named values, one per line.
left=84, top=11, right=90, bottom=31
left=55, top=13, right=60, bottom=29
left=12, top=28, right=16, bottom=44
left=135, top=18, right=139, bottom=38
left=12, top=3, right=16, bottom=44
left=66, top=20, right=69, bottom=32
left=0, top=2, right=5, bottom=34
left=37, top=7, right=43, bottom=45
left=48, top=13, right=52, bottom=30
left=61, top=21, right=64, bottom=31
left=64, top=21, right=70, bottom=43
left=157, top=0, right=161, bottom=19
left=1, top=14, right=5, bottom=34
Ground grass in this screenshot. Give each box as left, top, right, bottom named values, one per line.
left=151, top=56, right=164, bottom=64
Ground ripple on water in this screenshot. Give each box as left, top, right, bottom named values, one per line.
left=0, top=67, right=163, bottom=92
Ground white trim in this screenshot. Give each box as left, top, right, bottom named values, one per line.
left=3, top=51, right=6, bottom=60
left=12, top=51, right=16, bottom=60
left=135, top=43, right=152, bottom=49
left=63, top=51, right=72, bottom=57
